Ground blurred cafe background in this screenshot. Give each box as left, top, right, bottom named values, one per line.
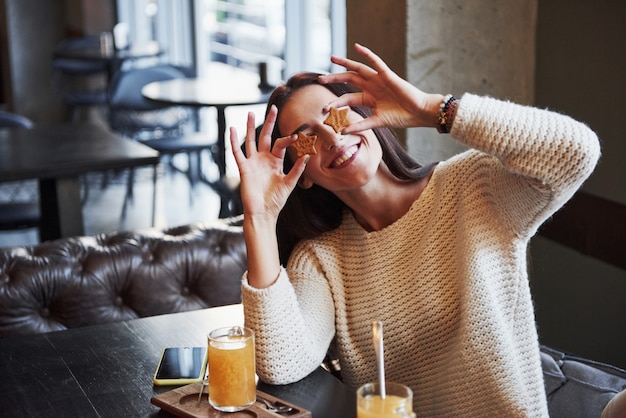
left=0, top=0, right=346, bottom=244
left=0, top=0, right=625, bottom=375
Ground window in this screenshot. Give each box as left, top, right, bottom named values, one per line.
left=198, top=0, right=285, bottom=74
left=116, top=0, right=194, bottom=68
left=115, top=0, right=345, bottom=78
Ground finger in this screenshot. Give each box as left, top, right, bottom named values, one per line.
left=323, top=92, right=366, bottom=112
left=273, top=133, right=298, bottom=152
left=241, top=112, right=259, bottom=158
left=258, top=105, right=278, bottom=153
left=318, top=71, right=363, bottom=87
left=352, top=43, right=392, bottom=75
left=284, top=155, right=309, bottom=189
left=242, top=112, right=262, bottom=156
left=272, top=135, right=298, bottom=162
left=321, top=44, right=392, bottom=88
left=341, top=117, right=382, bottom=135
left=230, top=126, right=246, bottom=169
left=329, top=53, right=378, bottom=80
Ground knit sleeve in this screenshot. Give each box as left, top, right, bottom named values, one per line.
left=241, top=246, right=335, bottom=385
left=450, top=93, right=600, bottom=234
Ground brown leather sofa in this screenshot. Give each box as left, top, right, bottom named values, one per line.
left=0, top=215, right=624, bottom=417
left=0, top=216, right=246, bottom=338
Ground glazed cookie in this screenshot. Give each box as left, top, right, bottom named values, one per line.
left=291, top=131, right=318, bottom=158
left=324, top=107, right=350, bottom=133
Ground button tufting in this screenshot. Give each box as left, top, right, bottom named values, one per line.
left=115, top=296, right=123, bottom=306
left=143, top=253, right=154, bottom=262
left=182, top=286, right=190, bottom=295
left=40, top=307, right=50, bottom=318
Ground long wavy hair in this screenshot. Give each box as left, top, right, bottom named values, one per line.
left=266, top=72, right=435, bottom=264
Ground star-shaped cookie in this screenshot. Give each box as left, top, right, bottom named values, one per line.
left=291, top=131, right=318, bottom=158
left=323, top=107, right=350, bottom=133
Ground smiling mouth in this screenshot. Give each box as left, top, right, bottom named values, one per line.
left=331, top=144, right=359, bottom=168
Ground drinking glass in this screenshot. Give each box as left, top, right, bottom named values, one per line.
left=207, top=326, right=256, bottom=412
left=357, top=382, right=415, bottom=418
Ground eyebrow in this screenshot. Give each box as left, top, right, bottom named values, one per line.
left=288, top=107, right=329, bottom=136
left=290, top=123, right=310, bottom=137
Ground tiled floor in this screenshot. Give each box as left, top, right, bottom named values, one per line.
left=0, top=103, right=265, bottom=248
left=82, top=155, right=224, bottom=233
left=0, top=158, right=219, bottom=248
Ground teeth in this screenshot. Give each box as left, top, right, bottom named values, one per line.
left=333, top=145, right=357, bottom=167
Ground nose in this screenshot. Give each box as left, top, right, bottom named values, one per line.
left=319, top=128, right=343, bottom=151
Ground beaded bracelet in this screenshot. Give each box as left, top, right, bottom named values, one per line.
left=437, top=94, right=458, bottom=134
left=445, top=96, right=459, bottom=133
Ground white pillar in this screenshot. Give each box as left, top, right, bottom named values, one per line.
left=347, top=0, right=537, bottom=163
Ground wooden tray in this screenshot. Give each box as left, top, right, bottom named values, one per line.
left=151, top=382, right=311, bottom=417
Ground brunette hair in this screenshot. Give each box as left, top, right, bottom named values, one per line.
left=266, top=72, right=434, bottom=264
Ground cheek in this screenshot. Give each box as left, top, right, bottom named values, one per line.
left=285, top=147, right=300, bottom=166
left=364, top=131, right=383, bottom=157
left=299, top=153, right=324, bottom=182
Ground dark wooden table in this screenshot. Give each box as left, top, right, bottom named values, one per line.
left=0, top=123, right=159, bottom=241
left=0, top=304, right=356, bottom=418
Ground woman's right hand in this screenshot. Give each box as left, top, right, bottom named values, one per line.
left=230, top=105, right=308, bottom=222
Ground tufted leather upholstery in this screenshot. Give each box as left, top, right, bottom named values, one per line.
left=0, top=216, right=246, bottom=338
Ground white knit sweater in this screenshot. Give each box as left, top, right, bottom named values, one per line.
left=242, top=94, right=600, bottom=417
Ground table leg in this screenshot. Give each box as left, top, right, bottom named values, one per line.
left=216, top=106, right=227, bottom=178
left=38, top=177, right=84, bottom=241
left=212, top=106, right=234, bottom=218
left=151, top=164, right=157, bottom=227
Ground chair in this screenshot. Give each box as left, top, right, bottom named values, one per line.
left=107, top=64, right=216, bottom=200
left=52, top=36, right=109, bottom=122
left=0, top=111, right=33, bottom=129
left=0, top=111, right=40, bottom=236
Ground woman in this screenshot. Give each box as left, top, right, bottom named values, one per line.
left=229, top=43, right=600, bottom=416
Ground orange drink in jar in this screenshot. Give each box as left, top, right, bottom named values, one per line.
left=357, top=382, right=415, bottom=418
left=208, top=326, right=256, bottom=412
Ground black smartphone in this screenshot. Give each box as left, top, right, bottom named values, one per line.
left=153, top=346, right=207, bottom=386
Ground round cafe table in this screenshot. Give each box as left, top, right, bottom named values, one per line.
left=141, top=66, right=271, bottom=179
left=141, top=64, right=271, bottom=217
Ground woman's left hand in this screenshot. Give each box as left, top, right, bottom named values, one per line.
left=318, top=43, right=443, bottom=133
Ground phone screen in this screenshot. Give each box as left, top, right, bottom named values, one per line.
left=153, top=347, right=207, bottom=384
